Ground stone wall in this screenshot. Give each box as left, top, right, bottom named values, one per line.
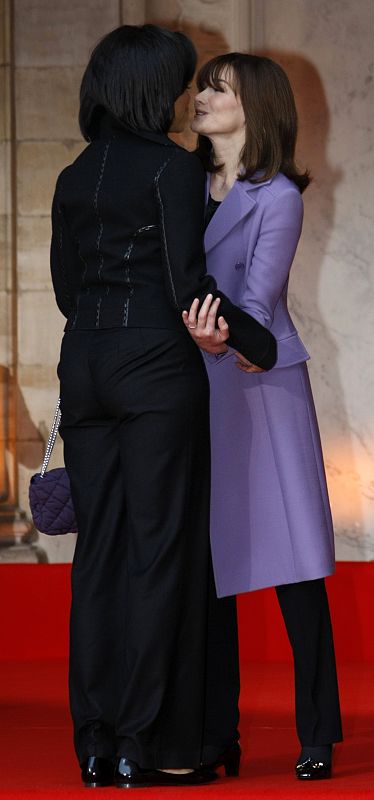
left=14, top=1, right=121, bottom=561
left=5, top=0, right=254, bottom=562
left=0, top=0, right=372, bottom=561
left=255, top=0, right=374, bottom=559
left=0, top=0, right=13, bottom=540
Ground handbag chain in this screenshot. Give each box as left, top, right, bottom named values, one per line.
left=40, top=398, right=62, bottom=477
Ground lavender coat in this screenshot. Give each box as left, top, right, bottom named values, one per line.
left=205, top=173, right=335, bottom=596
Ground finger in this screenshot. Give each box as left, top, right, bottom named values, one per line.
left=182, top=310, right=196, bottom=331
left=206, top=297, right=221, bottom=323
left=234, top=351, right=252, bottom=366
left=196, top=293, right=214, bottom=326
left=235, top=360, right=254, bottom=372
left=186, top=297, right=200, bottom=328
left=201, top=297, right=221, bottom=333
left=217, top=315, right=229, bottom=340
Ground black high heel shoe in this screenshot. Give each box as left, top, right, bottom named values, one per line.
left=81, top=756, right=114, bottom=787
left=114, top=757, right=217, bottom=788
left=202, top=742, right=241, bottom=777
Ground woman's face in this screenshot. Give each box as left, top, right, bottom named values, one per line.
left=169, top=88, right=191, bottom=133
left=191, top=69, right=245, bottom=137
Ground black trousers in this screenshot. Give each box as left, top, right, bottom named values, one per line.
left=276, top=578, right=343, bottom=746
left=58, top=327, right=239, bottom=769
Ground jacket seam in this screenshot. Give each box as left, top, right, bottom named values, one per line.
left=94, top=141, right=110, bottom=326
left=55, top=179, right=73, bottom=316
left=154, top=156, right=179, bottom=310
left=122, top=224, right=158, bottom=327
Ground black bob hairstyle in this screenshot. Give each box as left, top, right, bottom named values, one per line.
left=79, top=24, right=196, bottom=141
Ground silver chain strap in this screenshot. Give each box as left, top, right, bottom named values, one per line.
left=40, top=398, right=62, bottom=477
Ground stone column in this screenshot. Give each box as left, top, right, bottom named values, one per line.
left=250, top=0, right=374, bottom=559
left=4, top=0, right=259, bottom=563
left=145, top=0, right=253, bottom=54
left=120, top=0, right=146, bottom=25
left=140, top=0, right=253, bottom=151
left=14, top=0, right=120, bottom=563
left=0, top=0, right=45, bottom=562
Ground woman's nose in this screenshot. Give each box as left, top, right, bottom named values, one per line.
left=195, top=89, right=208, bottom=106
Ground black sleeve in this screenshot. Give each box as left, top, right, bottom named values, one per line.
left=50, top=172, right=78, bottom=319
left=156, top=149, right=277, bottom=369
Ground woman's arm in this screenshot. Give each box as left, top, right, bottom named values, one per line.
left=182, top=184, right=303, bottom=370
left=50, top=172, right=79, bottom=319
left=182, top=296, right=264, bottom=372
left=241, top=188, right=303, bottom=329
left=156, top=149, right=277, bottom=370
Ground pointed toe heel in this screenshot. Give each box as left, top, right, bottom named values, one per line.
left=202, top=741, right=241, bottom=777
left=221, top=742, right=241, bottom=776
left=114, top=758, right=217, bottom=788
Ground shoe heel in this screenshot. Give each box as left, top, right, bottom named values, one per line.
left=223, top=745, right=241, bottom=777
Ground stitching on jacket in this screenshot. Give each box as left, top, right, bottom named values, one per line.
left=94, top=141, right=110, bottom=282
left=71, top=294, right=80, bottom=329
left=123, top=298, right=129, bottom=326
left=76, top=236, right=89, bottom=288
left=123, top=225, right=157, bottom=264
left=122, top=224, right=157, bottom=327
left=154, top=158, right=179, bottom=309
left=55, top=180, right=73, bottom=314
left=95, top=296, right=102, bottom=328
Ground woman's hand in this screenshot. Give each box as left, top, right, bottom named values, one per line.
left=234, top=353, right=265, bottom=373
left=182, top=294, right=230, bottom=354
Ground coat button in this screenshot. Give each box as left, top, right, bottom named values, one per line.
left=234, top=261, right=245, bottom=270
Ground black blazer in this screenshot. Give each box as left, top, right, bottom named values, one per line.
left=50, top=114, right=276, bottom=369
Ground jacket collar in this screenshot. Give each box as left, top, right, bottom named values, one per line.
left=204, top=173, right=273, bottom=253
left=134, top=129, right=176, bottom=147
left=94, top=111, right=175, bottom=148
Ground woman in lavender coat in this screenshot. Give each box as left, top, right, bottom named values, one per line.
left=184, top=53, right=343, bottom=780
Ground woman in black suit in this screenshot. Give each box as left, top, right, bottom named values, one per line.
left=51, top=24, right=276, bottom=789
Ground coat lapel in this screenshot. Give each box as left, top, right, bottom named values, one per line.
left=204, top=175, right=272, bottom=253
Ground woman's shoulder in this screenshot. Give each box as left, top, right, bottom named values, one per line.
left=159, top=145, right=205, bottom=185
left=238, top=173, right=303, bottom=230
left=53, top=142, right=96, bottom=189
left=265, top=172, right=301, bottom=198
left=243, top=171, right=301, bottom=198
left=166, top=143, right=205, bottom=171
left=243, top=172, right=303, bottom=215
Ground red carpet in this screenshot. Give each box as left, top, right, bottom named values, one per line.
left=1, top=563, right=374, bottom=797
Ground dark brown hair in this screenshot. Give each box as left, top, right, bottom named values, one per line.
left=195, top=53, right=310, bottom=193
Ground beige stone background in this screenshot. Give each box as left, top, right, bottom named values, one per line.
left=0, top=0, right=373, bottom=563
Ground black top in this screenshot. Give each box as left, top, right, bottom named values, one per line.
left=50, top=114, right=276, bottom=368
left=204, top=194, right=221, bottom=229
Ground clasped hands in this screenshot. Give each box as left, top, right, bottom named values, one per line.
left=182, top=294, right=264, bottom=373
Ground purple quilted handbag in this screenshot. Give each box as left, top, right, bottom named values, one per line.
left=29, top=400, right=78, bottom=535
